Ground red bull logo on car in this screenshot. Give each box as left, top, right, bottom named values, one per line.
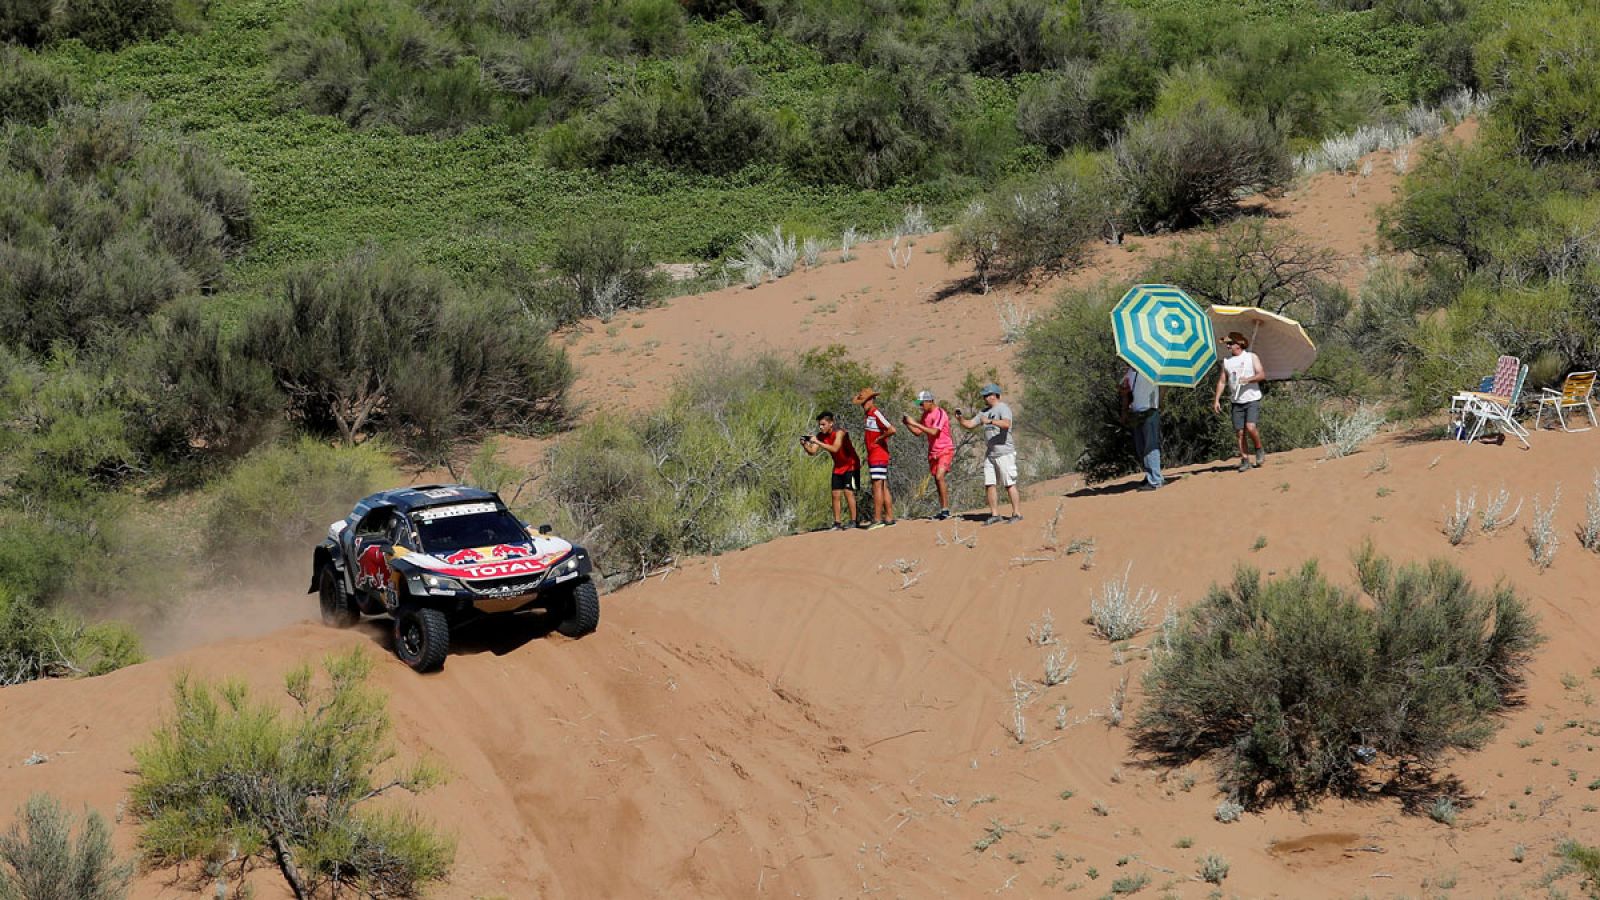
left=444, top=548, right=484, bottom=565
left=491, top=543, right=533, bottom=560
left=356, top=544, right=392, bottom=591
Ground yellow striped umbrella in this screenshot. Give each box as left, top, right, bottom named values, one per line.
left=1111, top=284, right=1217, bottom=387
left=1207, top=305, right=1318, bottom=380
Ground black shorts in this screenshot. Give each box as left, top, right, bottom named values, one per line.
left=831, top=469, right=860, bottom=491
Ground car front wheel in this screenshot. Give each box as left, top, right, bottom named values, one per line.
left=554, top=579, right=600, bottom=638
left=394, top=607, right=450, bottom=672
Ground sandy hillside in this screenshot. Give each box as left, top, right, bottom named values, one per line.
left=549, top=137, right=1418, bottom=425
left=5, top=427, right=1600, bottom=899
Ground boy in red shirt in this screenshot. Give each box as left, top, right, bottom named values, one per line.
left=802, top=411, right=860, bottom=529
left=853, top=387, right=896, bottom=529
left=902, top=389, right=954, bottom=520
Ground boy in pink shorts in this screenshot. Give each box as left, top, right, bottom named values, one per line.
left=903, top=390, right=954, bottom=520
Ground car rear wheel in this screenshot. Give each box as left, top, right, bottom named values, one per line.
left=395, top=607, right=450, bottom=672
left=319, top=565, right=360, bottom=628
left=555, top=579, right=600, bottom=637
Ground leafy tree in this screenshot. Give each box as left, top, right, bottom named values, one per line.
left=131, top=649, right=453, bottom=897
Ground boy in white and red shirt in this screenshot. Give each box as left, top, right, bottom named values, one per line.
left=853, top=387, right=896, bottom=529
left=902, top=389, right=954, bottom=520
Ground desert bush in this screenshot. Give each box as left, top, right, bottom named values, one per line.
left=1136, top=552, right=1540, bottom=807
left=0, top=48, right=73, bottom=126
left=1112, top=99, right=1291, bottom=231
left=1, top=0, right=174, bottom=49
left=1197, top=852, right=1230, bottom=884
left=131, top=649, right=453, bottom=897
left=1318, top=403, right=1383, bottom=458
left=0, top=794, right=131, bottom=900
left=1015, top=63, right=1097, bottom=153
left=136, top=301, right=283, bottom=464
left=202, top=438, right=397, bottom=562
left=791, top=67, right=956, bottom=188
left=0, top=347, right=148, bottom=503
left=1210, top=21, right=1364, bottom=141
left=0, top=102, right=253, bottom=354
left=1378, top=141, right=1557, bottom=275
left=1088, top=564, right=1157, bottom=641
left=958, top=0, right=1075, bottom=76
left=729, top=226, right=799, bottom=284
left=507, top=220, right=659, bottom=325
left=1144, top=219, right=1341, bottom=319
left=1559, top=839, right=1600, bottom=896
left=559, top=46, right=777, bottom=173
left=1476, top=1, right=1600, bottom=160
left=1527, top=487, right=1560, bottom=570
left=946, top=156, right=1115, bottom=287
left=0, top=592, right=143, bottom=686
left=242, top=251, right=571, bottom=451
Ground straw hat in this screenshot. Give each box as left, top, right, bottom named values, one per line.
left=1225, top=331, right=1250, bottom=350
left=852, top=387, right=879, bottom=405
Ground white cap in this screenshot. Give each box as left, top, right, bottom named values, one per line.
left=917, top=390, right=935, bottom=403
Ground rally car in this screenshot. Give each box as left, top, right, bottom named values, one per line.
left=309, top=485, right=598, bottom=672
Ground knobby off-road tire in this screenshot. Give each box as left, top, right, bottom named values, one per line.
left=555, top=580, right=600, bottom=638
left=319, top=565, right=360, bottom=628
left=395, top=607, right=450, bottom=672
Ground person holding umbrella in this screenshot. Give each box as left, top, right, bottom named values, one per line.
left=1212, top=331, right=1266, bottom=471
left=1111, top=284, right=1220, bottom=490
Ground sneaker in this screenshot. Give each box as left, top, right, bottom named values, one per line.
left=983, top=515, right=1004, bottom=526
left=933, top=509, right=952, bottom=521
left=830, top=521, right=845, bottom=531
left=1255, top=447, right=1265, bottom=466
left=1237, top=458, right=1251, bottom=472
left=867, top=522, right=887, bottom=531
left=1136, top=482, right=1160, bottom=492
left=1007, top=514, right=1024, bottom=523
left=886, top=519, right=898, bottom=527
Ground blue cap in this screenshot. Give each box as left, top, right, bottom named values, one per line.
left=980, top=383, right=1001, bottom=397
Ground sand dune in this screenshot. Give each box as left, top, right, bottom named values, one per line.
left=5, top=428, right=1600, bottom=898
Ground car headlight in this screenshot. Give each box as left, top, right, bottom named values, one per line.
left=423, top=574, right=466, bottom=594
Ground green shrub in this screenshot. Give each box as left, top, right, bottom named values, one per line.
left=51, top=0, right=176, bottom=50
left=1136, top=551, right=1540, bottom=807
left=203, top=438, right=397, bottom=561
left=1210, top=21, right=1366, bottom=141
left=510, top=219, right=661, bottom=325
left=1559, top=839, right=1600, bottom=897
left=241, top=251, right=571, bottom=452
left=131, top=649, right=453, bottom=897
left=0, top=102, right=252, bottom=354
left=1015, top=64, right=1097, bottom=153
left=0, top=0, right=174, bottom=49
left=1378, top=140, right=1558, bottom=274
left=1113, top=98, right=1291, bottom=231
left=0, top=592, right=143, bottom=685
left=0, top=794, right=131, bottom=900
left=946, top=155, right=1115, bottom=287
left=555, top=46, right=776, bottom=173
left=0, top=347, right=145, bottom=503
left=0, top=48, right=73, bottom=126
left=137, top=300, right=284, bottom=465
left=791, top=67, right=957, bottom=189
left=958, top=0, right=1076, bottom=76
left=1477, top=1, right=1600, bottom=160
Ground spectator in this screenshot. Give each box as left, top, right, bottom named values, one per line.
left=1212, top=331, right=1265, bottom=472
left=957, top=383, right=1020, bottom=524
left=802, top=411, right=860, bottom=530
left=1120, top=366, right=1163, bottom=491
left=853, top=388, right=897, bottom=529
left=902, top=390, right=954, bottom=520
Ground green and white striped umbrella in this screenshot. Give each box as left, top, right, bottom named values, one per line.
left=1111, top=284, right=1217, bottom=387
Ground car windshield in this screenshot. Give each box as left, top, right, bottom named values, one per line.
left=410, top=504, right=529, bottom=555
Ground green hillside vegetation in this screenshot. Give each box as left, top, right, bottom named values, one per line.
left=0, top=0, right=1587, bottom=682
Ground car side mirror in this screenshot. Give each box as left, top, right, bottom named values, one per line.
left=538, top=523, right=553, bottom=535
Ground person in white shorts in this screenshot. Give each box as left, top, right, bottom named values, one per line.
left=957, top=383, right=1021, bottom=525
